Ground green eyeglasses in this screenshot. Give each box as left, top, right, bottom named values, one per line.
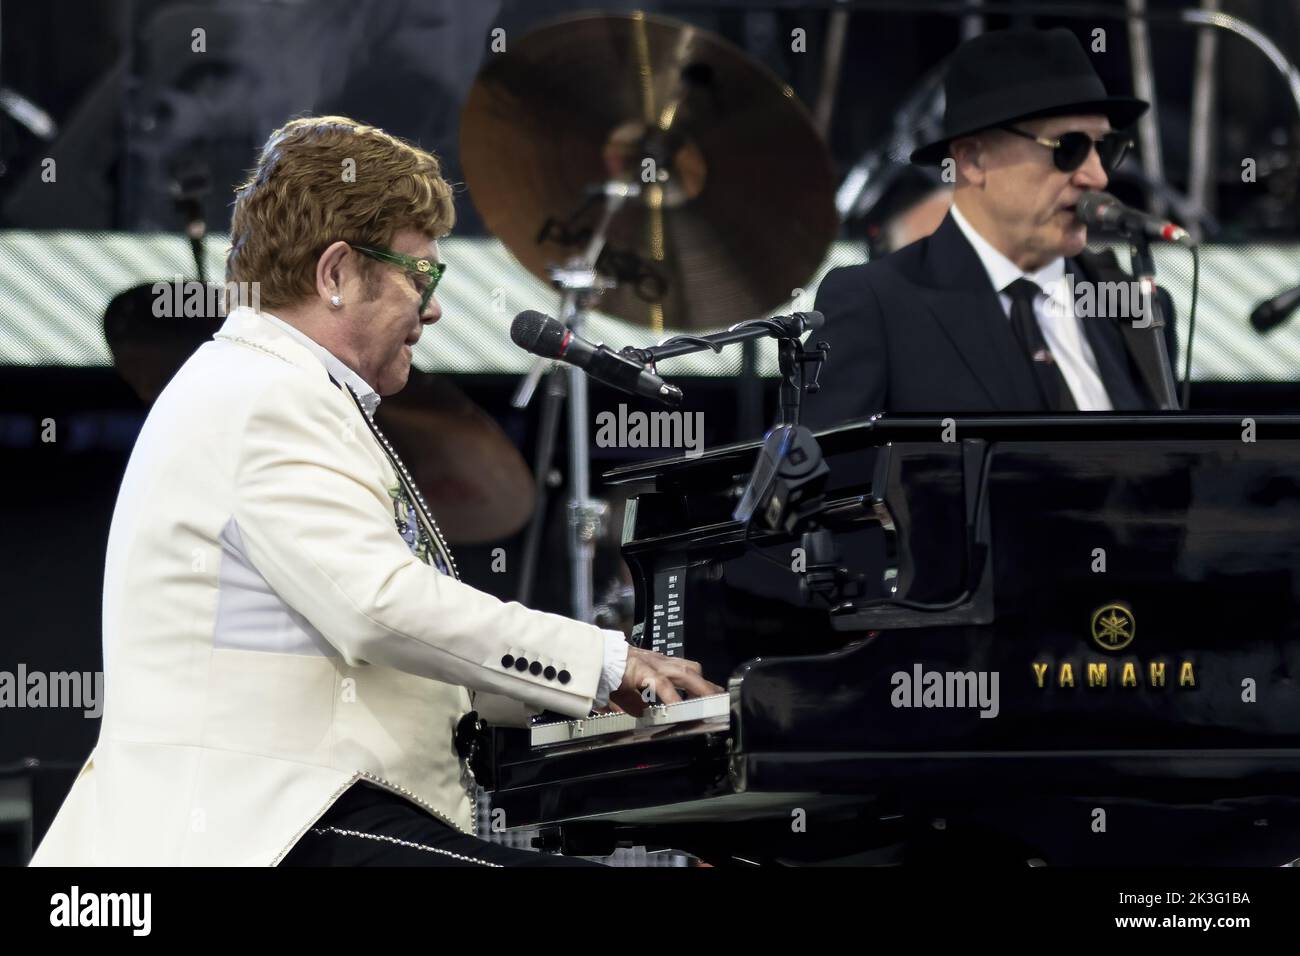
left=352, top=244, right=447, bottom=312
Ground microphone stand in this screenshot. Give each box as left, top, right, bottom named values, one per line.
left=513, top=182, right=635, bottom=623
left=1129, top=233, right=1182, bottom=410
left=626, top=314, right=829, bottom=524
left=622, top=312, right=828, bottom=426
left=630, top=316, right=872, bottom=614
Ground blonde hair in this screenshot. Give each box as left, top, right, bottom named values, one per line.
left=226, top=115, right=455, bottom=309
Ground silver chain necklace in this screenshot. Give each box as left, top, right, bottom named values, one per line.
left=338, top=382, right=483, bottom=831
left=343, top=385, right=459, bottom=580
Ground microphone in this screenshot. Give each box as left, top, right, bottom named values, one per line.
left=510, top=310, right=684, bottom=406
left=1076, top=191, right=1194, bottom=247
left=1250, top=283, right=1300, bottom=334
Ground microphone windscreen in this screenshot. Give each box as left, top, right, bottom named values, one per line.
left=1250, top=303, right=1276, bottom=333
left=1250, top=284, right=1300, bottom=334
left=510, top=310, right=564, bottom=357
left=1074, top=191, right=1117, bottom=227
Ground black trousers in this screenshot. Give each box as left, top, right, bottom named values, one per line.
left=280, top=782, right=603, bottom=867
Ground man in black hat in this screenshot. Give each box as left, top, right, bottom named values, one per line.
left=805, top=27, right=1176, bottom=426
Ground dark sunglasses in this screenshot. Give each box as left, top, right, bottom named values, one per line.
left=1000, top=126, right=1133, bottom=174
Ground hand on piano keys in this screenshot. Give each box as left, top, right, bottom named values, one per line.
left=609, top=646, right=723, bottom=717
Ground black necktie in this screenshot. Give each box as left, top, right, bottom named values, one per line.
left=1002, top=277, right=1077, bottom=411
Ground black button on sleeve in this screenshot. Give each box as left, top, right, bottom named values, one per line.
left=543, top=666, right=556, bottom=681
left=557, top=670, right=571, bottom=685
left=529, top=661, right=543, bottom=676
left=500, top=655, right=514, bottom=669
left=514, top=657, right=529, bottom=672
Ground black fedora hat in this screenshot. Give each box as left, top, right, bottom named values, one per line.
left=911, top=27, right=1148, bottom=165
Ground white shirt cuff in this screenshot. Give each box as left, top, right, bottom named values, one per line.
left=593, top=630, right=629, bottom=708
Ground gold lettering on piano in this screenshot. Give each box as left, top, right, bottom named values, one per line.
left=1032, top=662, right=1050, bottom=689
left=1030, top=659, right=1196, bottom=690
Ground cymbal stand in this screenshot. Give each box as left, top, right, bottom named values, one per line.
left=513, top=182, right=637, bottom=622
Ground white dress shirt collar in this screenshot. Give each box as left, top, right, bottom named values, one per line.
left=947, top=203, right=1113, bottom=411
left=254, top=308, right=381, bottom=418
left=950, top=202, right=1065, bottom=296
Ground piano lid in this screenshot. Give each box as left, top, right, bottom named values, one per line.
left=602, top=413, right=1300, bottom=486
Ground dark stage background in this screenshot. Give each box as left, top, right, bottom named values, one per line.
left=2, top=0, right=1299, bottom=862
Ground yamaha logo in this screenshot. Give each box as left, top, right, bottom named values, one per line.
left=1031, top=601, right=1195, bottom=691
left=1091, top=602, right=1135, bottom=652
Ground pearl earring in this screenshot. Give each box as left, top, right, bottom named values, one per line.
left=330, top=295, right=342, bottom=308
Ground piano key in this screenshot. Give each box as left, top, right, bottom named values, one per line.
left=529, top=692, right=729, bottom=748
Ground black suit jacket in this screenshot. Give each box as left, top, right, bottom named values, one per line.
left=804, top=212, right=1177, bottom=429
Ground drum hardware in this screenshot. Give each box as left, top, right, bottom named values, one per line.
left=460, top=12, right=837, bottom=620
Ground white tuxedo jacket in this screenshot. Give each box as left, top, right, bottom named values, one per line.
left=31, top=308, right=612, bottom=866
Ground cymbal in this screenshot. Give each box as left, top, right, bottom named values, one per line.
left=377, top=372, right=535, bottom=545
left=460, top=11, right=838, bottom=331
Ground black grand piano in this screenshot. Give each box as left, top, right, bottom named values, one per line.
left=474, top=415, right=1300, bottom=865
